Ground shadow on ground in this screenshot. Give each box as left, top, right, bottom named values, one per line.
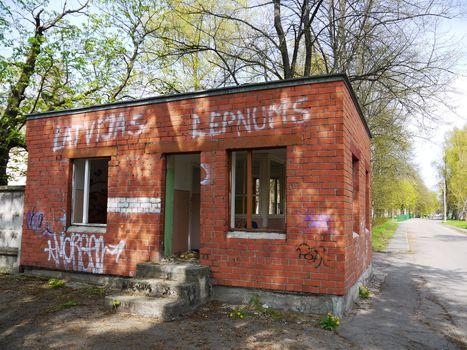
left=1, top=251, right=466, bottom=349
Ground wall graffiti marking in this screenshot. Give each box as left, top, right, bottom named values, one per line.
left=191, top=97, right=310, bottom=138
left=200, top=163, right=211, bottom=185
left=52, top=112, right=146, bottom=152
left=44, top=231, right=126, bottom=274
left=26, top=209, right=44, bottom=231
left=296, top=243, right=327, bottom=268
left=305, top=214, right=336, bottom=235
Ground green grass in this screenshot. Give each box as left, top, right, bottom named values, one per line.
left=443, top=220, right=467, bottom=230
left=372, top=219, right=399, bottom=252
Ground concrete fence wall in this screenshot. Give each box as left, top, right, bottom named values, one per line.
left=0, top=185, right=25, bottom=273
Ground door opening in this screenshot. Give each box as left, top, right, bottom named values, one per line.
left=164, top=153, right=200, bottom=257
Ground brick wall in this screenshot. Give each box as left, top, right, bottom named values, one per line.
left=21, top=76, right=371, bottom=295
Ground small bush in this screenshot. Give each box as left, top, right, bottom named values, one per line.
left=319, top=313, right=340, bottom=330
left=359, top=285, right=370, bottom=299
left=48, top=278, right=65, bottom=288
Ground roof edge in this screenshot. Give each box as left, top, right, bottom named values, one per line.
left=27, top=73, right=371, bottom=138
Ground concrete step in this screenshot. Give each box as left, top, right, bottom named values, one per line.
left=136, top=262, right=210, bottom=283
left=122, top=278, right=199, bottom=306
left=105, top=294, right=188, bottom=320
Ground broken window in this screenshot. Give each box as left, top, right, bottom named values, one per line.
left=230, top=148, right=286, bottom=231
left=72, top=158, right=109, bottom=225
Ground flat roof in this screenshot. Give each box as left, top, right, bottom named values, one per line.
left=27, top=73, right=371, bottom=138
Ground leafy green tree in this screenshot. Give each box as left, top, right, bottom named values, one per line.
left=0, top=0, right=89, bottom=185
left=443, top=126, right=467, bottom=220
left=0, top=0, right=168, bottom=184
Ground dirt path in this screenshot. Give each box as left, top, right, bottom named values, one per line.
left=3, top=220, right=465, bottom=349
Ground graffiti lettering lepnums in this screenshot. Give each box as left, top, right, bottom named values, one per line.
left=53, top=112, right=145, bottom=152
left=296, top=243, right=327, bottom=268
left=44, top=231, right=125, bottom=274
left=192, top=97, right=310, bottom=138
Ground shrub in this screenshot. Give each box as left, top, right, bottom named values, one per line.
left=359, top=285, right=370, bottom=299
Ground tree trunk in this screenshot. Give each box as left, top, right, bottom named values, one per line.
left=0, top=148, right=9, bottom=186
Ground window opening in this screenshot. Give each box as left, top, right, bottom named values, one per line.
left=231, top=148, right=286, bottom=231
left=72, top=158, right=109, bottom=225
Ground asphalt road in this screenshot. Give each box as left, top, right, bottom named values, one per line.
left=338, top=219, right=467, bottom=350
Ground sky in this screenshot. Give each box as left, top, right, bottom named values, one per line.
left=412, top=16, right=467, bottom=191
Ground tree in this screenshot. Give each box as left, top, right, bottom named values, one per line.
left=157, top=0, right=462, bottom=220
left=443, top=126, right=467, bottom=220
left=0, top=0, right=89, bottom=185
left=0, top=0, right=169, bottom=185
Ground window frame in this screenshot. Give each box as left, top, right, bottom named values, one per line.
left=71, top=157, right=109, bottom=227
left=229, top=148, right=286, bottom=232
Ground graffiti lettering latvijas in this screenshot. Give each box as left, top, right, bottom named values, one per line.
left=52, top=112, right=145, bottom=152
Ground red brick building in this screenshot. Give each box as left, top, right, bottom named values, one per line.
left=21, top=74, right=372, bottom=312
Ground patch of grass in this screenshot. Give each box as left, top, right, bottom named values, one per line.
left=62, top=300, right=79, bottom=308
left=48, top=278, right=65, bottom=288
left=372, top=219, right=399, bottom=252
left=359, top=285, right=370, bottom=299
left=248, top=295, right=285, bottom=320
left=443, top=220, right=467, bottom=230
left=48, top=299, right=80, bottom=313
left=226, top=296, right=286, bottom=321
left=88, top=286, right=106, bottom=296
left=319, top=312, right=340, bottom=330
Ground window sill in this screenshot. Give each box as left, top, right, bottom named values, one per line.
left=67, top=225, right=107, bottom=234
left=227, top=231, right=286, bottom=240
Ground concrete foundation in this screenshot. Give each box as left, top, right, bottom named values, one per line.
left=23, top=267, right=126, bottom=289
left=212, top=264, right=373, bottom=316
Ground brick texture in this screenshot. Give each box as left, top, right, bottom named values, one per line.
left=21, top=78, right=371, bottom=295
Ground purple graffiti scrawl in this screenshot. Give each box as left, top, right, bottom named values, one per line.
left=305, top=214, right=336, bottom=234
left=27, top=209, right=44, bottom=231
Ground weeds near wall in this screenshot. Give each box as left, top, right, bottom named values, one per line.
left=228, top=307, right=249, bottom=319
left=319, top=313, right=340, bottom=330
left=359, top=285, right=370, bottom=299
left=48, top=278, right=65, bottom=288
